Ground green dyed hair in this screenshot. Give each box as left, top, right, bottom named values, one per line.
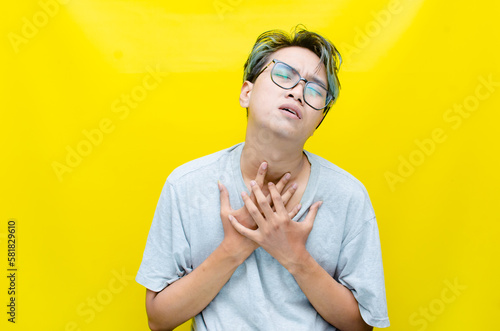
left=243, top=25, right=342, bottom=124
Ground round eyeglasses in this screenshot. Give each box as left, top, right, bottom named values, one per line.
left=256, top=59, right=333, bottom=111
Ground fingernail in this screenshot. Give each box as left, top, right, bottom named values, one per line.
left=228, top=215, right=234, bottom=221
left=262, top=162, right=267, bottom=170
left=217, top=180, right=221, bottom=190
left=297, top=203, right=302, bottom=210
left=319, top=201, right=323, bottom=207
left=292, top=183, right=298, bottom=189
left=250, top=180, right=256, bottom=187
left=285, top=173, right=291, bottom=180
left=268, top=182, right=274, bottom=186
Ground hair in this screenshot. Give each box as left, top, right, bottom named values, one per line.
left=243, top=25, right=342, bottom=123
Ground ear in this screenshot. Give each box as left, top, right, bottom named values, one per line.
left=239, top=81, right=253, bottom=108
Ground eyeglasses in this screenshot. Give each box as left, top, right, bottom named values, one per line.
left=256, top=59, right=333, bottom=111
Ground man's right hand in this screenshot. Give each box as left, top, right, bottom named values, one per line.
left=218, top=162, right=300, bottom=263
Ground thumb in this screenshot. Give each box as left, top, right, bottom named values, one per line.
left=303, top=201, right=323, bottom=229
left=218, top=181, right=230, bottom=210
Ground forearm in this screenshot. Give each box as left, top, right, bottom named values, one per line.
left=287, top=253, right=372, bottom=331
left=146, top=243, right=248, bottom=331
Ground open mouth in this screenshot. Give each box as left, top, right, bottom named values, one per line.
left=280, top=107, right=301, bottom=119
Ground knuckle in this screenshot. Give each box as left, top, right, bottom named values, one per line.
left=248, top=206, right=260, bottom=217
left=256, top=196, right=266, bottom=206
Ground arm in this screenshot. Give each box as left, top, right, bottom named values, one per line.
left=229, top=181, right=372, bottom=331
left=145, top=163, right=300, bottom=331
left=145, top=242, right=248, bottom=331
left=287, top=252, right=373, bottom=331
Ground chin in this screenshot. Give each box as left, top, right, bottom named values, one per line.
left=268, top=121, right=301, bottom=140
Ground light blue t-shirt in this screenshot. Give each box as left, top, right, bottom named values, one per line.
left=136, top=142, right=390, bottom=330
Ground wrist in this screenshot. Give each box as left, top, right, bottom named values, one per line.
left=219, top=239, right=255, bottom=266
left=283, top=249, right=314, bottom=276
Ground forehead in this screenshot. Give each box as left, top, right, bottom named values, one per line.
left=271, top=46, right=327, bottom=83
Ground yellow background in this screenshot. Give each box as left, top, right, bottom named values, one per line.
left=1, top=0, right=499, bottom=330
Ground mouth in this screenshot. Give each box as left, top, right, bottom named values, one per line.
left=279, top=104, right=302, bottom=119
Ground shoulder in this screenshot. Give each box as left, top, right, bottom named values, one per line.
left=306, top=150, right=377, bottom=242
left=166, top=143, right=242, bottom=186
left=306, top=150, right=370, bottom=199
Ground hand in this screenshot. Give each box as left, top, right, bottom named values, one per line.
left=229, top=180, right=322, bottom=271
left=218, top=162, right=298, bottom=262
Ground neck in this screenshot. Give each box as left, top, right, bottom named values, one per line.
left=240, top=132, right=308, bottom=185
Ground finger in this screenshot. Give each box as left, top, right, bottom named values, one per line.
left=228, top=214, right=259, bottom=241
left=254, top=162, right=268, bottom=189
left=250, top=162, right=268, bottom=204
left=281, top=182, right=298, bottom=207
left=268, top=182, right=286, bottom=215
left=275, top=172, right=291, bottom=193
left=218, top=181, right=231, bottom=211
left=303, top=201, right=323, bottom=230
left=288, top=203, right=302, bottom=220
left=267, top=172, right=291, bottom=205
left=250, top=180, right=274, bottom=218
left=241, top=191, right=266, bottom=227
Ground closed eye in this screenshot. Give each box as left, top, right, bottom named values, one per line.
left=306, top=85, right=324, bottom=97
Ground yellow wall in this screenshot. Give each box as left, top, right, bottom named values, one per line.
left=1, top=0, right=499, bottom=330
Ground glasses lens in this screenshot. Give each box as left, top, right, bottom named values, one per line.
left=271, top=62, right=298, bottom=88
left=304, top=82, right=329, bottom=110
left=271, top=61, right=330, bottom=110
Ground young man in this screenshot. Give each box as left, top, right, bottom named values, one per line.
left=136, top=27, right=389, bottom=330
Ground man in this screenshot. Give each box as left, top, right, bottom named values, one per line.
left=136, top=26, right=389, bottom=330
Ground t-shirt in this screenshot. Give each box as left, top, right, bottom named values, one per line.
left=136, top=142, right=390, bottom=330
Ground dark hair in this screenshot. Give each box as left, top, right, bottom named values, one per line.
left=243, top=25, right=342, bottom=120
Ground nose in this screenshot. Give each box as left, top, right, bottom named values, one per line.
left=286, top=79, right=306, bottom=104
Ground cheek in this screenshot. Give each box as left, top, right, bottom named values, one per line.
left=309, top=110, right=324, bottom=125
left=250, top=83, right=279, bottom=107
left=305, top=111, right=324, bottom=134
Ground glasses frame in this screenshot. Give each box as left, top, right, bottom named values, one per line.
left=256, top=59, right=334, bottom=111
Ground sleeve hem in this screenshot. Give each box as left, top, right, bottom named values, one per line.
left=359, top=305, right=390, bottom=328
left=135, top=272, right=180, bottom=293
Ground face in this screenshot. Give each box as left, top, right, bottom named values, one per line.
left=240, top=46, right=328, bottom=144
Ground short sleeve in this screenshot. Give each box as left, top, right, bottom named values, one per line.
left=136, top=180, right=192, bottom=292
left=335, top=216, right=390, bottom=328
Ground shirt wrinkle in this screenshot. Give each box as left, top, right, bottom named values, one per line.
left=136, top=143, right=390, bottom=330
left=342, top=216, right=377, bottom=248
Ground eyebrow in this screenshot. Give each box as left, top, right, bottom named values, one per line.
left=309, top=75, right=328, bottom=89
left=310, top=62, right=329, bottom=89
left=287, top=61, right=328, bottom=89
